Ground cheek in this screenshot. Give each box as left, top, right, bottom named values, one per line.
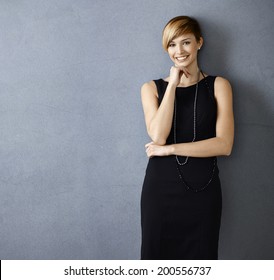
left=190, top=45, right=199, bottom=53
left=168, top=50, right=175, bottom=60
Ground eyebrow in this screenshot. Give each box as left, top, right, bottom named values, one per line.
left=170, top=38, right=191, bottom=43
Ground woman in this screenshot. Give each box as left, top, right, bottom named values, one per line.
left=140, top=16, right=234, bottom=260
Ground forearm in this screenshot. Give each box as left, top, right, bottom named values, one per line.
left=169, top=137, right=233, bottom=157
left=148, top=83, right=176, bottom=144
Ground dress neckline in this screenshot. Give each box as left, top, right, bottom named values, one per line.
left=160, top=76, right=209, bottom=89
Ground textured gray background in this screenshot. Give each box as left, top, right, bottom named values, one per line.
left=0, top=0, right=273, bottom=260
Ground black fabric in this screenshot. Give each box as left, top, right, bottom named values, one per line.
left=141, top=76, right=222, bottom=260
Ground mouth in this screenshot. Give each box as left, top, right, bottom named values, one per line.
left=176, top=55, right=189, bottom=62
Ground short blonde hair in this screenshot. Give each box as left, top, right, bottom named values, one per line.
left=162, top=16, right=202, bottom=51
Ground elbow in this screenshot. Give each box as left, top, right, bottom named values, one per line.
left=147, top=123, right=167, bottom=145
left=147, top=130, right=166, bottom=145
left=223, top=141, right=233, bottom=156
left=217, top=137, right=233, bottom=156
left=225, top=147, right=232, bottom=156
left=151, top=135, right=166, bottom=146
left=154, top=139, right=166, bottom=146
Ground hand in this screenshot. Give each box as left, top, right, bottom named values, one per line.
left=169, top=65, right=190, bottom=86
left=145, top=142, right=171, bottom=158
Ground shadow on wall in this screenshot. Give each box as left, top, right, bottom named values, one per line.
left=198, top=17, right=274, bottom=259
left=197, top=16, right=232, bottom=77
left=219, top=80, right=274, bottom=260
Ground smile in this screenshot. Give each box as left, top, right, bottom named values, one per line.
left=176, top=55, right=189, bottom=62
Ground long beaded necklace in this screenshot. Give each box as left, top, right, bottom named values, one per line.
left=173, top=70, right=216, bottom=193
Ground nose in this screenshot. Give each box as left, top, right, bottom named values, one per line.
left=176, top=44, right=184, bottom=54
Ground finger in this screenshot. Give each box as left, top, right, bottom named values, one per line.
left=174, top=65, right=189, bottom=78
left=177, top=66, right=190, bottom=73
left=147, top=152, right=153, bottom=158
left=183, top=71, right=189, bottom=78
left=180, top=68, right=190, bottom=78
left=170, top=66, right=175, bottom=72
left=145, top=142, right=153, bottom=148
left=173, top=65, right=180, bottom=71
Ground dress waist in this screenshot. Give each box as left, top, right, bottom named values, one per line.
left=146, top=156, right=219, bottom=186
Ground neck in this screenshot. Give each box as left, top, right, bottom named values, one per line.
left=179, top=62, right=200, bottom=85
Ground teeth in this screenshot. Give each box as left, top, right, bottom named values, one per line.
left=177, top=56, right=188, bottom=61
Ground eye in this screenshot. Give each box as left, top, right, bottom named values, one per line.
left=182, top=41, right=191, bottom=45
left=168, top=42, right=176, bottom=48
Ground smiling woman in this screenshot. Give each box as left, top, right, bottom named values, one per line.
left=167, top=34, right=203, bottom=72
left=140, top=16, right=234, bottom=260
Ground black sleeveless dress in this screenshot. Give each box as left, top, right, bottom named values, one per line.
left=141, top=76, right=222, bottom=260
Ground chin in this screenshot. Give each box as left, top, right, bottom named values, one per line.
left=174, top=59, right=195, bottom=68
left=176, top=62, right=191, bottom=68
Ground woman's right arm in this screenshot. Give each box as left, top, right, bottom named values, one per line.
left=141, top=80, right=177, bottom=145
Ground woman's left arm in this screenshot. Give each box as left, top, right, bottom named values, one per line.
left=145, top=77, right=234, bottom=158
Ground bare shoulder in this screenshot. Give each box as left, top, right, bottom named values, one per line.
left=141, top=80, right=158, bottom=98
left=215, top=76, right=232, bottom=91
left=214, top=76, right=233, bottom=99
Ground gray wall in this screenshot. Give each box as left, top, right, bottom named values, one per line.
left=0, top=0, right=273, bottom=259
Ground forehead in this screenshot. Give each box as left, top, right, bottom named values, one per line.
left=171, top=33, right=195, bottom=42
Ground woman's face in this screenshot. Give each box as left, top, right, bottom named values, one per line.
left=167, top=33, right=202, bottom=68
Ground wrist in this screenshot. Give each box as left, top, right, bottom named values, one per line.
left=167, top=144, right=176, bottom=155
left=167, top=82, right=177, bottom=90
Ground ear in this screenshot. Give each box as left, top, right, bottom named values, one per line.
left=198, top=37, right=204, bottom=50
